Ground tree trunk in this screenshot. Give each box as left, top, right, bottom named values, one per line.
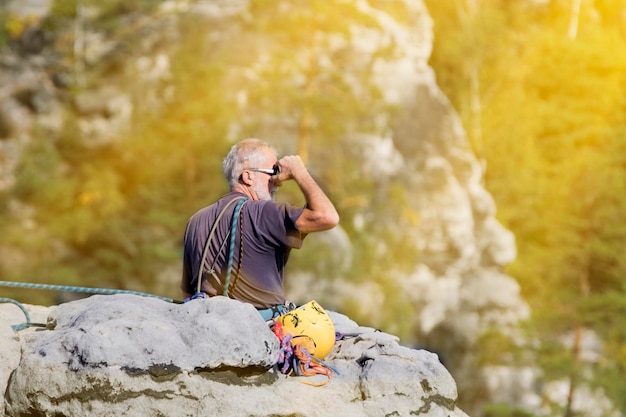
left=568, top=0, right=583, bottom=40
left=564, top=265, right=591, bottom=417
left=74, top=2, right=86, bottom=88
left=462, top=0, right=486, bottom=174
left=297, top=52, right=317, bottom=164
left=297, top=108, right=311, bottom=165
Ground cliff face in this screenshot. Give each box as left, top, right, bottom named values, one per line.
left=1, top=296, right=469, bottom=417
left=0, top=0, right=529, bottom=414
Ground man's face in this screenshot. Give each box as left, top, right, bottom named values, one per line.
left=252, top=149, right=279, bottom=201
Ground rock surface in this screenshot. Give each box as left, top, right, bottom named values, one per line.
left=2, top=295, right=469, bottom=417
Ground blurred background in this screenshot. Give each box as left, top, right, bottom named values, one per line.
left=0, top=1, right=625, bottom=416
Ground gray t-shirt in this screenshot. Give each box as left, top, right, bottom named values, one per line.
left=181, top=192, right=304, bottom=308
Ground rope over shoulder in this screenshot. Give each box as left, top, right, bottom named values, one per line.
left=223, top=197, right=248, bottom=297
left=189, top=195, right=249, bottom=301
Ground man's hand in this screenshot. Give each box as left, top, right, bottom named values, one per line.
left=273, top=155, right=307, bottom=186
left=274, top=155, right=339, bottom=234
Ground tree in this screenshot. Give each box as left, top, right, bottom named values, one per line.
left=425, top=0, right=626, bottom=414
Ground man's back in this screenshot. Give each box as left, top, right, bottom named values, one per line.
left=181, top=192, right=304, bottom=308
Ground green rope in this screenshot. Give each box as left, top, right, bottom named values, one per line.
left=0, top=281, right=181, bottom=331
left=0, top=281, right=177, bottom=303
left=223, top=198, right=248, bottom=297
left=0, top=297, right=44, bottom=331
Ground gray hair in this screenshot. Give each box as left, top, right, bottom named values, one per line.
left=222, top=138, right=276, bottom=187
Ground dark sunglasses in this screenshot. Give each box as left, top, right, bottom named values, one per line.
left=247, top=164, right=279, bottom=176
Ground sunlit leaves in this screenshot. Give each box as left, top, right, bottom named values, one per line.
left=425, top=0, right=626, bottom=413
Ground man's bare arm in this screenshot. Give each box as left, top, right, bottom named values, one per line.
left=275, top=155, right=339, bottom=234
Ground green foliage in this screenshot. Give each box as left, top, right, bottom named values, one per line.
left=13, top=139, right=63, bottom=205
left=476, top=328, right=523, bottom=367
left=49, top=0, right=158, bottom=22
left=593, top=353, right=626, bottom=412
left=425, top=0, right=626, bottom=413
left=0, top=12, right=9, bottom=48
left=483, top=403, right=536, bottom=417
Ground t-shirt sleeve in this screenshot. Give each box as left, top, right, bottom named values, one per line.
left=258, top=202, right=305, bottom=249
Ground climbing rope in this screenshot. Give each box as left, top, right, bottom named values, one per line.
left=223, top=197, right=247, bottom=297
left=0, top=297, right=47, bottom=331
left=191, top=195, right=248, bottom=300
left=229, top=198, right=246, bottom=297
left=0, top=280, right=179, bottom=331
left=0, top=280, right=176, bottom=302
left=272, top=321, right=338, bottom=386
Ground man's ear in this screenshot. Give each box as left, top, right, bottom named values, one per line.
left=240, top=170, right=254, bottom=186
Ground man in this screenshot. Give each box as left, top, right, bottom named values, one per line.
left=181, top=138, right=339, bottom=320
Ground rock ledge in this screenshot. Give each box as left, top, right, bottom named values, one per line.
left=2, top=295, right=469, bottom=417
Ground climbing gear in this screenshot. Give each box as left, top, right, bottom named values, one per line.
left=185, top=292, right=206, bottom=302
left=223, top=197, right=247, bottom=297
left=0, top=281, right=181, bottom=331
left=0, top=297, right=47, bottom=331
left=188, top=195, right=248, bottom=301
left=273, top=320, right=339, bottom=386
left=0, top=281, right=177, bottom=303
left=257, top=302, right=296, bottom=321
left=275, top=300, right=336, bottom=359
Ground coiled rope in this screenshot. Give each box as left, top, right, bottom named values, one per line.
left=272, top=321, right=338, bottom=386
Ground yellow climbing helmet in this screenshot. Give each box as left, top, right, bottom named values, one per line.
left=277, top=300, right=336, bottom=359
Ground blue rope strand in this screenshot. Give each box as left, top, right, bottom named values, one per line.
left=223, top=198, right=247, bottom=297
left=0, top=297, right=34, bottom=331
left=0, top=280, right=179, bottom=331
left=0, top=280, right=175, bottom=303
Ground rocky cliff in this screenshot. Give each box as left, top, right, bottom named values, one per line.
left=1, top=295, right=469, bottom=417
left=0, top=1, right=530, bottom=415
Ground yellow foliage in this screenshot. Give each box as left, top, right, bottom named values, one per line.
left=77, top=191, right=103, bottom=206
left=402, top=207, right=420, bottom=227
left=4, top=14, right=39, bottom=39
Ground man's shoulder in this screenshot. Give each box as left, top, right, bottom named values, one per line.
left=248, top=200, right=304, bottom=225
left=248, top=199, right=289, bottom=212
left=190, top=193, right=244, bottom=218
left=188, top=204, right=215, bottom=225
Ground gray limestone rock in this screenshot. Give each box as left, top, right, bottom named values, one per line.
left=2, top=295, right=469, bottom=417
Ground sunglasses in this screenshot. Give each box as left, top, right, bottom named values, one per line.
left=247, top=164, right=280, bottom=176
